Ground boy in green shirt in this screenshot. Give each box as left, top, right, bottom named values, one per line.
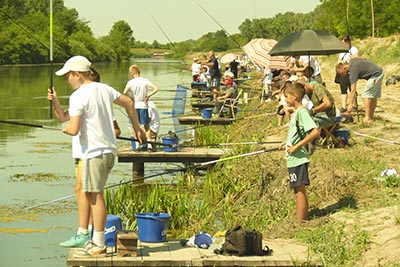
left=279, top=83, right=320, bottom=223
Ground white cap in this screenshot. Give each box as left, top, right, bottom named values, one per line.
left=55, top=55, right=91, bottom=76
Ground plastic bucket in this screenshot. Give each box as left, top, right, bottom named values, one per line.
left=201, top=108, right=213, bottom=119
left=131, top=137, right=147, bottom=151
left=105, top=214, right=122, bottom=247
left=162, top=137, right=178, bottom=152
left=333, top=130, right=350, bottom=145
left=134, top=212, right=171, bottom=242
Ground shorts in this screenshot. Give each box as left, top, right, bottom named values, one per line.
left=288, top=163, right=310, bottom=189
left=210, top=77, right=221, bottom=88
left=81, top=153, right=115, bottom=192
left=362, top=71, right=384, bottom=98
left=136, top=108, right=150, bottom=125
left=277, top=105, right=285, bottom=115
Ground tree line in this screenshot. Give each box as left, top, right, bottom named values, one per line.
left=0, top=0, right=399, bottom=65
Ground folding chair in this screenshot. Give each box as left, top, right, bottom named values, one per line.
left=319, top=120, right=341, bottom=148
left=217, top=90, right=242, bottom=118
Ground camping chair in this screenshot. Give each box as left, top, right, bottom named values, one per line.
left=319, top=120, right=340, bottom=148
left=217, top=89, right=242, bottom=118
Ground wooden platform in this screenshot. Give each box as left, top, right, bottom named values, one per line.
left=190, top=101, right=215, bottom=109
left=178, top=115, right=235, bottom=125
left=117, top=147, right=225, bottom=177
left=66, top=238, right=321, bottom=267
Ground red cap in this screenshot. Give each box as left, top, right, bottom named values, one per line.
left=223, top=78, right=233, bottom=85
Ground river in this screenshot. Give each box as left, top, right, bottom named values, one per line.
left=0, top=60, right=193, bottom=267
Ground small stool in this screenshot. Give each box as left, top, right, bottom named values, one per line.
left=320, top=122, right=341, bottom=148
left=117, top=230, right=138, bottom=257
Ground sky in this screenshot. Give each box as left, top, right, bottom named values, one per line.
left=63, top=0, right=321, bottom=43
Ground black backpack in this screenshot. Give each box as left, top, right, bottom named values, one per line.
left=214, top=225, right=272, bottom=256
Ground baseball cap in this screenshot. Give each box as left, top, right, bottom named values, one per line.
left=55, top=55, right=91, bottom=76
left=223, top=78, right=233, bottom=85
left=194, top=231, right=213, bottom=249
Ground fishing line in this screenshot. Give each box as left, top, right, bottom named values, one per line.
left=0, top=120, right=172, bottom=147
left=193, top=0, right=241, bottom=48
left=351, top=131, right=400, bottom=146
left=23, top=147, right=279, bottom=210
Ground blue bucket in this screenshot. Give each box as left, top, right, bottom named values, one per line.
left=105, top=214, right=122, bottom=247
left=333, top=130, right=350, bottom=145
left=162, top=137, right=178, bottom=152
left=135, top=212, right=171, bottom=242
left=201, top=108, right=213, bottom=119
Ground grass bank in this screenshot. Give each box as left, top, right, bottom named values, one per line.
left=108, top=35, right=400, bottom=266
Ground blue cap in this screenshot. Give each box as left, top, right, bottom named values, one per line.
left=194, top=231, right=213, bottom=249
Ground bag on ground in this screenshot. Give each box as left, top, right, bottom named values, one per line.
left=214, top=225, right=272, bottom=256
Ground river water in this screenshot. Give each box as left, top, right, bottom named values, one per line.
left=0, top=60, right=193, bottom=267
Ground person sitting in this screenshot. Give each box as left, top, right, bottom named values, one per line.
left=303, top=81, right=336, bottom=129
left=213, top=78, right=238, bottom=117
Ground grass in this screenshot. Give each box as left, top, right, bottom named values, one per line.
left=106, top=35, right=400, bottom=266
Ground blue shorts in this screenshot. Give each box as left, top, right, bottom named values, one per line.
left=288, top=163, right=310, bottom=188
left=136, top=108, right=149, bottom=125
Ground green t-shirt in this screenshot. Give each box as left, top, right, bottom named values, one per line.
left=285, top=107, right=317, bottom=168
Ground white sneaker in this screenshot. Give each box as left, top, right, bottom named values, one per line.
left=74, top=240, right=106, bottom=258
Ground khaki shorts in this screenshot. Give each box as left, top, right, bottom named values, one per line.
left=81, top=153, right=115, bottom=193
left=362, top=71, right=384, bottom=98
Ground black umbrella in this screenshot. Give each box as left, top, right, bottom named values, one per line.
left=269, top=30, right=348, bottom=56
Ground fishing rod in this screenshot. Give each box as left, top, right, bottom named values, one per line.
left=144, top=5, right=188, bottom=67
left=179, top=140, right=282, bottom=148
left=351, top=131, right=400, bottom=146
left=49, top=0, right=54, bottom=119
left=23, top=147, right=279, bottom=210
left=0, top=120, right=172, bottom=147
left=193, top=0, right=241, bottom=49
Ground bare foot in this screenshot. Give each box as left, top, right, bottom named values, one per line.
left=363, top=118, right=373, bottom=123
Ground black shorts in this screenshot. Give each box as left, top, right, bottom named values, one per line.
left=277, top=105, right=284, bottom=115
left=288, top=163, right=310, bottom=188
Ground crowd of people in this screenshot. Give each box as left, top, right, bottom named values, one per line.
left=46, top=34, right=385, bottom=258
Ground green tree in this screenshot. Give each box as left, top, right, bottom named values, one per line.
left=102, top=20, right=135, bottom=62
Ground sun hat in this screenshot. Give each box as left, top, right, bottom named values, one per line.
left=225, top=71, right=235, bottom=78
left=193, top=57, right=199, bottom=61
left=55, top=55, right=91, bottom=76
left=194, top=231, right=213, bottom=249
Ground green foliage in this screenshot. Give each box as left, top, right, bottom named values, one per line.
left=295, top=222, right=371, bottom=267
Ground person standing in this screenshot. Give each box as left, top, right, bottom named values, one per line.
left=336, top=57, right=384, bottom=123
left=203, top=50, right=221, bottom=92
left=337, top=35, right=359, bottom=112
left=279, top=83, right=320, bottom=223
left=123, top=65, right=160, bottom=143
left=291, top=55, right=323, bottom=84
left=48, top=55, right=145, bottom=257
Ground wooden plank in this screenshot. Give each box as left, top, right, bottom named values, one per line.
left=118, top=148, right=225, bottom=163
left=66, top=238, right=322, bottom=267
left=178, top=116, right=235, bottom=125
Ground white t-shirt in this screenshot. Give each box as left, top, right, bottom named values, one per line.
left=299, top=55, right=321, bottom=76
left=68, top=82, right=120, bottom=159
left=124, top=77, right=152, bottom=109
left=148, top=101, right=160, bottom=134
left=338, top=46, right=359, bottom=63
left=191, top=63, right=201, bottom=76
